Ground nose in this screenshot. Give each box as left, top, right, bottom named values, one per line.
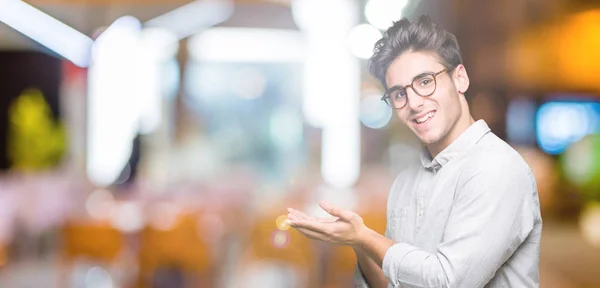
left=405, top=87, right=423, bottom=111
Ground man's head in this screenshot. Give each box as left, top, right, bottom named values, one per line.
left=369, top=15, right=473, bottom=154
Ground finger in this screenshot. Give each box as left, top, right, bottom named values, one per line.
left=289, top=219, right=328, bottom=234
left=287, top=208, right=315, bottom=221
left=287, top=208, right=338, bottom=223
left=286, top=208, right=305, bottom=219
left=287, top=213, right=301, bottom=221
left=288, top=210, right=310, bottom=221
left=319, top=201, right=354, bottom=221
left=318, top=217, right=339, bottom=223
left=289, top=212, right=336, bottom=223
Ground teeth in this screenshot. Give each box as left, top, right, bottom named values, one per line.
left=416, top=112, right=434, bottom=124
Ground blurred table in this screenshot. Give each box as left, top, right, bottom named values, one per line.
left=540, top=220, right=600, bottom=288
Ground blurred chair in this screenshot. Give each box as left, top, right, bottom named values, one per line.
left=0, top=242, right=6, bottom=268
left=61, top=221, right=123, bottom=261
left=59, top=220, right=124, bottom=287
left=236, top=209, right=319, bottom=288
left=322, top=210, right=387, bottom=288
left=137, top=212, right=216, bottom=288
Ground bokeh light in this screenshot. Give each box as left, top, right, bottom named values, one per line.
left=291, top=0, right=355, bottom=32
left=580, top=203, right=600, bottom=248
left=84, top=266, right=114, bottom=288
left=347, top=24, right=382, bottom=59
left=275, top=215, right=290, bottom=231
left=365, top=0, right=409, bottom=30
left=359, top=94, right=392, bottom=129
left=110, top=202, right=144, bottom=233
left=271, top=230, right=290, bottom=249
left=561, top=134, right=600, bottom=199
left=563, top=136, right=595, bottom=186
left=147, top=202, right=180, bottom=231
left=536, top=101, right=600, bottom=155
left=85, top=189, right=116, bottom=220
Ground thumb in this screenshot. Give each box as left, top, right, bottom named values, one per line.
left=319, top=201, right=353, bottom=221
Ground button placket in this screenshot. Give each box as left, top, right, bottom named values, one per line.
left=415, top=189, right=426, bottom=233
left=399, top=207, right=407, bottom=241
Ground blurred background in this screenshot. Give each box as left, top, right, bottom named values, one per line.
left=0, top=0, right=599, bottom=287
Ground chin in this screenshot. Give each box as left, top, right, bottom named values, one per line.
left=420, top=135, right=441, bottom=145
left=417, top=130, right=443, bottom=145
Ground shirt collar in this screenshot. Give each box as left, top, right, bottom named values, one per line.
left=420, top=120, right=491, bottom=171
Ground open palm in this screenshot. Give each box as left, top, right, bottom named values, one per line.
left=287, top=201, right=365, bottom=246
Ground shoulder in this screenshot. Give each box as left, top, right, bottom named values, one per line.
left=466, top=133, right=531, bottom=174
left=459, top=133, right=536, bottom=193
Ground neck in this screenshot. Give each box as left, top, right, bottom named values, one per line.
left=427, top=103, right=475, bottom=158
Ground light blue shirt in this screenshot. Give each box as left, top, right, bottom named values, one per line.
left=355, top=120, right=542, bottom=288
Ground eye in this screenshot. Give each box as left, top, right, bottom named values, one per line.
left=394, top=89, right=407, bottom=99
left=419, top=78, right=433, bottom=87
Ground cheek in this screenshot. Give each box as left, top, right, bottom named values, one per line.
left=395, top=110, right=409, bottom=124
left=431, top=88, right=458, bottom=114
left=443, top=92, right=462, bottom=116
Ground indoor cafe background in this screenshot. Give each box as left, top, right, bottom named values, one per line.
left=0, top=0, right=599, bottom=287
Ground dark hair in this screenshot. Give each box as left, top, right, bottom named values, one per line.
left=368, top=15, right=463, bottom=88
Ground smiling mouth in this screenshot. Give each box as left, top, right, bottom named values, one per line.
left=413, top=111, right=436, bottom=124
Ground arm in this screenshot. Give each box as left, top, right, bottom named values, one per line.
left=286, top=208, right=388, bottom=287
left=356, top=160, right=536, bottom=288
left=354, top=246, right=388, bottom=288
left=354, top=176, right=402, bottom=288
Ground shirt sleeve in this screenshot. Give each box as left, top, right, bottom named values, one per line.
left=382, top=156, right=536, bottom=288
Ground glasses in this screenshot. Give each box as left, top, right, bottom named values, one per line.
left=381, top=68, right=450, bottom=109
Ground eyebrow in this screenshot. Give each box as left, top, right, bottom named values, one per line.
left=386, top=71, right=434, bottom=91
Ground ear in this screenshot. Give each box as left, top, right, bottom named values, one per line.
left=453, top=64, right=470, bottom=95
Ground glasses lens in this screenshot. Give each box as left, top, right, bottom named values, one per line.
left=413, top=75, right=436, bottom=96
left=386, top=89, right=406, bottom=108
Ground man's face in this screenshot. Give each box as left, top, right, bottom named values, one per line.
left=385, top=51, right=464, bottom=146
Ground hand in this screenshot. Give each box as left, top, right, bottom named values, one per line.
left=287, top=201, right=366, bottom=246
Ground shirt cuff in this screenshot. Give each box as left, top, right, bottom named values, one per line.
left=382, top=243, right=420, bottom=286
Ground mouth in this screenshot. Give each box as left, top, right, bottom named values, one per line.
left=413, top=110, right=436, bottom=125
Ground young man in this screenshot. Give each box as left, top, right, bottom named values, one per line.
left=287, top=15, right=542, bottom=288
